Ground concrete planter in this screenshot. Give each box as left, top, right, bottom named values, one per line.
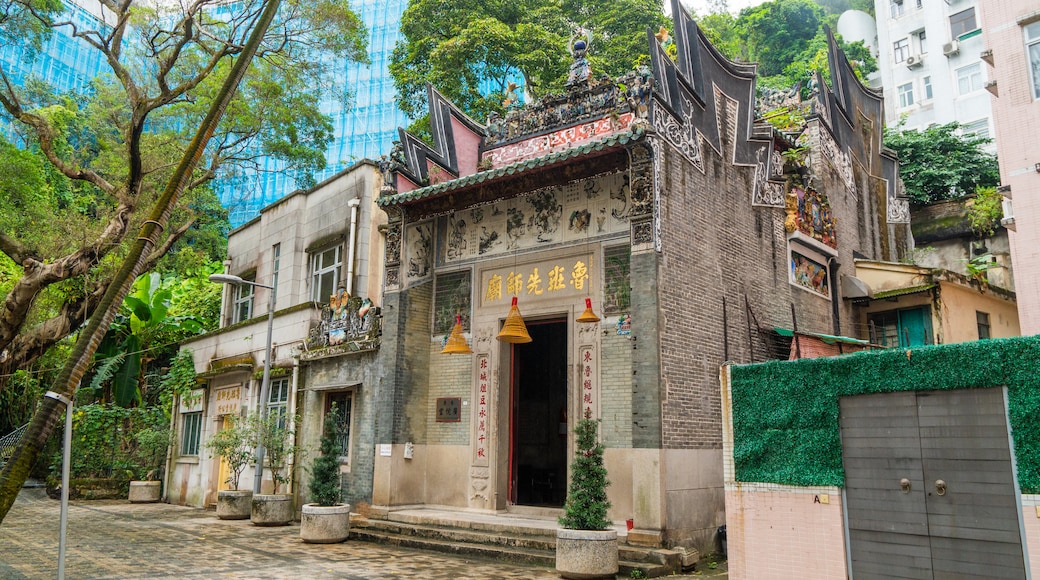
left=128, top=480, right=161, bottom=503
left=555, top=528, right=618, bottom=579
left=250, top=494, right=293, bottom=526
left=300, top=503, right=351, bottom=543
left=216, top=490, right=253, bottom=520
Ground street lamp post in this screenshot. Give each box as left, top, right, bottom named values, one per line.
left=209, top=273, right=275, bottom=494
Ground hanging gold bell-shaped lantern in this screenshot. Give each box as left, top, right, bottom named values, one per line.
left=441, top=314, right=473, bottom=354
left=497, top=296, right=532, bottom=343
left=576, top=297, right=601, bottom=324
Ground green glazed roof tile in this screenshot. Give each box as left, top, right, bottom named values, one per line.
left=378, top=127, right=645, bottom=207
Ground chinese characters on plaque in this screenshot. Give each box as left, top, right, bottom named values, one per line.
left=482, top=257, right=592, bottom=306
left=436, top=397, right=461, bottom=422
left=579, top=346, right=596, bottom=418
left=214, top=385, right=242, bottom=416
left=474, top=354, right=490, bottom=466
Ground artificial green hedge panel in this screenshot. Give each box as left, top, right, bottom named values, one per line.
left=730, top=335, right=1040, bottom=493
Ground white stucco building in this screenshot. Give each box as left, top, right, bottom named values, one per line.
left=874, top=0, right=994, bottom=147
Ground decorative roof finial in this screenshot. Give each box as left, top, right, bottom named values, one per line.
left=566, top=28, right=593, bottom=88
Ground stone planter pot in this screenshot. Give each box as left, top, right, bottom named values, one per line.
left=251, top=494, right=293, bottom=526
left=216, top=490, right=253, bottom=520
left=300, top=503, right=351, bottom=544
left=555, top=528, right=618, bottom=580
left=128, top=480, right=161, bottom=503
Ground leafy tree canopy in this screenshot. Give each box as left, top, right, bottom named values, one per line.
left=883, top=122, right=1000, bottom=206
left=695, top=0, right=877, bottom=96
left=0, top=0, right=367, bottom=393
left=390, top=0, right=668, bottom=126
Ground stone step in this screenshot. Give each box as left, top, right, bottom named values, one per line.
left=354, top=518, right=558, bottom=551
left=350, top=514, right=677, bottom=577
left=350, top=527, right=667, bottom=577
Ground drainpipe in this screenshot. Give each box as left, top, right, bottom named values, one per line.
left=345, top=197, right=361, bottom=295
left=828, top=257, right=841, bottom=336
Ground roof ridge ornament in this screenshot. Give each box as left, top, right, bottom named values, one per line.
left=566, top=28, right=594, bottom=88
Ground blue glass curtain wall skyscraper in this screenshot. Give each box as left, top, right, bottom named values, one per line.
left=220, top=0, right=411, bottom=226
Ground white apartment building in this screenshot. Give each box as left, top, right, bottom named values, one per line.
left=875, top=0, right=994, bottom=148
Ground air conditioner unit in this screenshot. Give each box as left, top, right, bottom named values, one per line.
left=943, top=40, right=960, bottom=57
left=906, top=55, right=923, bottom=68
left=1001, top=199, right=1015, bottom=230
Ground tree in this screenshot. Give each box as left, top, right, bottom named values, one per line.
left=0, top=0, right=366, bottom=523
left=308, top=404, right=343, bottom=506
left=0, top=0, right=367, bottom=393
left=88, top=272, right=203, bottom=407
left=558, top=414, right=611, bottom=531
left=737, top=0, right=823, bottom=77
left=883, top=122, right=1000, bottom=206
left=389, top=0, right=667, bottom=126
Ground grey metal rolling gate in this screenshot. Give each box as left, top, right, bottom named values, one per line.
left=839, top=388, right=1027, bottom=579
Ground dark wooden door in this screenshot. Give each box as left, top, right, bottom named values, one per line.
left=840, top=388, right=1026, bottom=580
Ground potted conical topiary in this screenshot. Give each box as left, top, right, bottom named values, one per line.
left=300, top=405, right=350, bottom=543
left=205, top=415, right=254, bottom=519
left=556, top=411, right=618, bottom=579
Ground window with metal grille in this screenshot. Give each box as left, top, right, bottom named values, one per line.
left=433, top=270, right=471, bottom=335
left=950, top=8, right=977, bottom=39
left=233, top=280, right=253, bottom=324
left=311, top=246, right=342, bottom=303
left=1026, top=21, right=1040, bottom=100
left=181, top=412, right=202, bottom=455
left=268, top=377, right=290, bottom=430
left=893, top=38, right=910, bottom=63
left=326, top=391, right=354, bottom=464
left=976, top=311, right=991, bottom=340
left=956, top=62, right=984, bottom=95
left=898, top=82, right=915, bottom=108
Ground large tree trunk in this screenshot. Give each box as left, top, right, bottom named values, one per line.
left=0, top=0, right=284, bottom=523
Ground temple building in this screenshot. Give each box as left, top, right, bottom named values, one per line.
left=169, top=2, right=913, bottom=553
left=365, top=2, right=912, bottom=550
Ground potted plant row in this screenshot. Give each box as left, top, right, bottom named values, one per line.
left=556, top=412, right=618, bottom=580
left=300, top=404, right=350, bottom=543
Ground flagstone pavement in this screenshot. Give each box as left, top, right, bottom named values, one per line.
left=0, top=486, right=728, bottom=579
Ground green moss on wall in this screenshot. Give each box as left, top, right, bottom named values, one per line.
left=730, top=336, right=1040, bottom=493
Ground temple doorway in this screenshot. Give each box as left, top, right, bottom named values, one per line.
left=509, top=319, right=568, bottom=507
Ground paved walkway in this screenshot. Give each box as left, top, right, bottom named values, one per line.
left=1, top=486, right=728, bottom=579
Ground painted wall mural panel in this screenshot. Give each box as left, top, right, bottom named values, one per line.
left=438, top=172, right=631, bottom=265
left=790, top=250, right=830, bottom=298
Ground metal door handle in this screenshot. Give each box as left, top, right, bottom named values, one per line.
left=935, top=479, right=946, bottom=496
left=900, top=477, right=911, bottom=493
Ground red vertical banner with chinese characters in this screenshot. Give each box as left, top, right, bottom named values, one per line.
left=579, top=346, right=597, bottom=419
left=474, top=354, right=490, bottom=467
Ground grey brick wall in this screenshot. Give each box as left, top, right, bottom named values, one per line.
left=600, top=330, right=634, bottom=448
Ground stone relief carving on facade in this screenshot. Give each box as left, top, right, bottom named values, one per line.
left=439, top=172, right=632, bottom=263
left=628, top=143, right=654, bottom=218
left=632, top=220, right=653, bottom=246
left=405, top=222, right=433, bottom=281
left=653, top=95, right=703, bottom=171
left=753, top=151, right=786, bottom=208
left=888, top=197, right=911, bottom=224
left=469, top=466, right=490, bottom=502
left=385, top=223, right=402, bottom=266
left=817, top=125, right=856, bottom=195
